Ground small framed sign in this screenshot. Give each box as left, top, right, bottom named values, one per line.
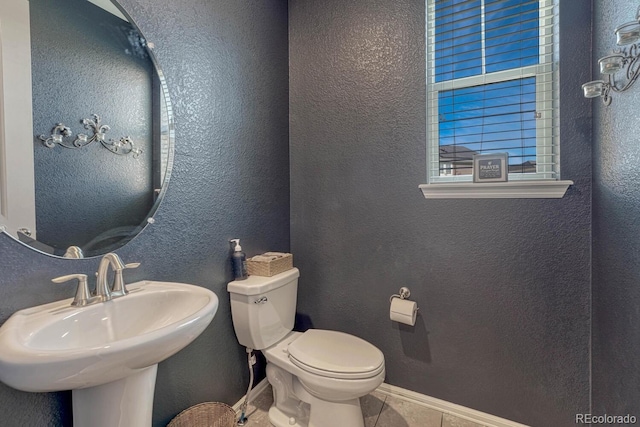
left=473, top=153, right=508, bottom=183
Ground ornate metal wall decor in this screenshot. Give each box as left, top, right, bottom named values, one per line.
left=583, top=6, right=640, bottom=105
left=38, top=114, right=142, bottom=157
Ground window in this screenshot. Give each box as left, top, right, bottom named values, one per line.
left=426, top=0, right=560, bottom=187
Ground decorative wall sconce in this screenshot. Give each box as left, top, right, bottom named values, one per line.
left=583, top=7, right=640, bottom=105
left=39, top=114, right=142, bottom=157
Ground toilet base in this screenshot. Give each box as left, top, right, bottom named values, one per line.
left=269, top=406, right=305, bottom=427
left=266, top=362, right=365, bottom=427
left=268, top=396, right=364, bottom=427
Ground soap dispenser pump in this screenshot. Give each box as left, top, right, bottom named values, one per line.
left=230, top=239, right=248, bottom=280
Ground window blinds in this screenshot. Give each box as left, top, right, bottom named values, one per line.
left=427, top=0, right=558, bottom=181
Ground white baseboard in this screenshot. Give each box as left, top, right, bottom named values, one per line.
left=239, top=379, right=529, bottom=427
left=376, top=383, right=530, bottom=427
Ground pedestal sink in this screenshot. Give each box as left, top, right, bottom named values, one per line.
left=0, top=280, right=219, bottom=427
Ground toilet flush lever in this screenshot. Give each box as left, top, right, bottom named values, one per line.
left=254, top=296, right=268, bottom=304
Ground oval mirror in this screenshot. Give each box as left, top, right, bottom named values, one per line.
left=0, top=0, right=173, bottom=258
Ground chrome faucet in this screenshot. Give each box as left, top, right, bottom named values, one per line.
left=112, top=261, right=141, bottom=297
left=53, top=252, right=140, bottom=306
left=52, top=273, right=94, bottom=306
left=95, top=253, right=125, bottom=301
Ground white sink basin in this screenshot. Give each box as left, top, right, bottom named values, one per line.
left=0, top=280, right=218, bottom=427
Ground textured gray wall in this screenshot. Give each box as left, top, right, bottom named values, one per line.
left=0, top=0, right=289, bottom=425
left=30, top=0, right=154, bottom=253
left=592, top=0, right=640, bottom=417
left=289, top=1, right=592, bottom=426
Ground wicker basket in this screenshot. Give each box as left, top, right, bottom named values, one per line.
left=167, top=402, right=236, bottom=427
left=246, top=253, right=293, bottom=277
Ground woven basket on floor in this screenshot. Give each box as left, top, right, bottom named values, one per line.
left=167, top=402, right=236, bottom=427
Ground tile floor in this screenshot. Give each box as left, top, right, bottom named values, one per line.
left=240, top=385, right=488, bottom=427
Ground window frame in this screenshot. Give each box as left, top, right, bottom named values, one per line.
left=425, top=0, right=562, bottom=186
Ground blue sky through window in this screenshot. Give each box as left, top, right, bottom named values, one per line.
left=435, top=0, right=482, bottom=82
left=434, top=0, right=540, bottom=174
left=438, top=78, right=537, bottom=172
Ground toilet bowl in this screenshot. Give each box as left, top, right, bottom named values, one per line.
left=264, top=331, right=385, bottom=427
left=227, top=268, right=385, bottom=427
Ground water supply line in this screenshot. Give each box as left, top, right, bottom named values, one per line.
left=237, top=347, right=255, bottom=426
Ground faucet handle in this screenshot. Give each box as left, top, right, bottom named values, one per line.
left=111, top=262, right=141, bottom=297
left=52, top=274, right=92, bottom=307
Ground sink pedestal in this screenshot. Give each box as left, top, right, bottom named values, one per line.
left=72, top=364, right=158, bottom=427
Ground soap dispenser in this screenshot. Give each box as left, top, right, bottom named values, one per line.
left=230, top=239, right=248, bottom=280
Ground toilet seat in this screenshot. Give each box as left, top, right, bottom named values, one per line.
left=287, top=330, right=384, bottom=380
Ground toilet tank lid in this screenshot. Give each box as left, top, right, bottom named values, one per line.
left=227, top=268, right=299, bottom=296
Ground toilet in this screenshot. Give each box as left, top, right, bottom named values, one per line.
left=227, top=268, right=385, bottom=427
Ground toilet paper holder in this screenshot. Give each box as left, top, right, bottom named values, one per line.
left=389, top=287, right=413, bottom=304
left=389, top=287, right=419, bottom=326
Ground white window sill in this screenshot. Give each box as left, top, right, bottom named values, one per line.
left=418, top=180, right=573, bottom=199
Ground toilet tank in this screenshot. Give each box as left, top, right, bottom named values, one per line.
left=227, top=268, right=299, bottom=350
